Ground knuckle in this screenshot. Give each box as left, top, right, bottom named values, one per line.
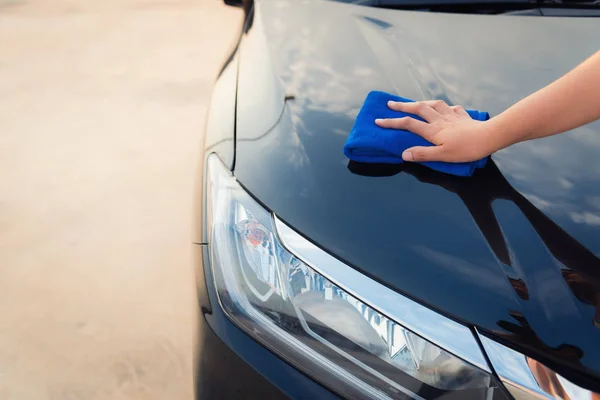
left=392, top=118, right=407, bottom=129
left=433, top=100, right=446, bottom=109
left=402, top=117, right=414, bottom=127
left=424, top=127, right=438, bottom=141
left=413, top=149, right=427, bottom=161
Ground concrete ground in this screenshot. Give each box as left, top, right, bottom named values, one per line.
left=0, top=1, right=242, bottom=399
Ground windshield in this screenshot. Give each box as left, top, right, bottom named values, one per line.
left=329, top=0, right=600, bottom=15
left=332, top=0, right=599, bottom=3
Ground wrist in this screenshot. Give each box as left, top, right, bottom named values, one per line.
left=479, top=119, right=506, bottom=155
left=481, top=115, right=523, bottom=154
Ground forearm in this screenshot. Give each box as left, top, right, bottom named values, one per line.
left=487, top=50, right=600, bottom=150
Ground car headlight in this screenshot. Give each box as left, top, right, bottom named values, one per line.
left=205, top=154, right=508, bottom=400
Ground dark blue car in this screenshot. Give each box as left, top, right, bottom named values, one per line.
left=193, top=0, right=600, bottom=398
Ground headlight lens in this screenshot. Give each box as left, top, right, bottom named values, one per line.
left=206, top=154, right=507, bottom=400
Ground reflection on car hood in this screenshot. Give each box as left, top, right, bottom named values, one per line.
left=233, top=0, right=600, bottom=385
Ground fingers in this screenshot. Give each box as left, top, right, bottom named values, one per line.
left=402, top=146, right=446, bottom=162
left=388, top=100, right=469, bottom=120
left=451, top=105, right=469, bottom=117
left=387, top=100, right=442, bottom=123
left=423, top=100, right=455, bottom=116
left=375, top=117, right=435, bottom=142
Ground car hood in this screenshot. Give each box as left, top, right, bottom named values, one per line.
left=233, top=0, right=600, bottom=383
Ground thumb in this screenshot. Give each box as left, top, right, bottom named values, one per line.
left=402, top=146, right=445, bottom=162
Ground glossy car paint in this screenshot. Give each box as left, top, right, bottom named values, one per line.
left=232, top=0, right=600, bottom=389
left=192, top=30, right=241, bottom=244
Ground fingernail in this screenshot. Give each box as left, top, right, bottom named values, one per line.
left=387, top=101, right=396, bottom=106
left=402, top=151, right=413, bottom=161
left=375, top=118, right=383, bottom=124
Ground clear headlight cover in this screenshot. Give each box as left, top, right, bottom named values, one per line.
left=206, top=155, right=507, bottom=400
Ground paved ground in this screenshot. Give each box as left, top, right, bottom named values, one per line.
left=0, top=1, right=242, bottom=398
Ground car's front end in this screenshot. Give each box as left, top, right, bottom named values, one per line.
left=194, top=0, right=600, bottom=398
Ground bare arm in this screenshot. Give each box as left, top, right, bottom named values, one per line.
left=375, top=50, right=600, bottom=163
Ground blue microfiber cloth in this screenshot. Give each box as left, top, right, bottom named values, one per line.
left=344, top=91, right=490, bottom=177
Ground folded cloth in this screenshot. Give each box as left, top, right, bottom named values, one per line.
left=343, top=91, right=490, bottom=177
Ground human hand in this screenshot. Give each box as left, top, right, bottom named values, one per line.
left=375, top=100, right=497, bottom=163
